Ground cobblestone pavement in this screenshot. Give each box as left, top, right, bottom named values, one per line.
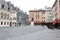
left=0, top=25, right=60, bottom=40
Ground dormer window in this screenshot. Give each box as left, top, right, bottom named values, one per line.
left=1, top=5, right=4, bottom=8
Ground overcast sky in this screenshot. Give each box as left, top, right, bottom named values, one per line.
left=5, top=0, right=55, bottom=12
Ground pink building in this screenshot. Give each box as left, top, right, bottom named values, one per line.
left=52, top=0, right=60, bottom=20
left=29, top=9, right=45, bottom=25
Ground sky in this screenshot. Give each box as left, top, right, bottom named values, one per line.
left=5, top=0, right=55, bottom=13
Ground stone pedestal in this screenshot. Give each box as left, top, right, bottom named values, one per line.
left=31, top=21, right=34, bottom=26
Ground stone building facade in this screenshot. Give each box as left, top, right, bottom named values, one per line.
left=52, top=0, right=60, bottom=20
left=16, top=9, right=29, bottom=26
left=0, top=0, right=17, bottom=27
left=45, top=7, right=54, bottom=23
left=29, top=9, right=45, bottom=25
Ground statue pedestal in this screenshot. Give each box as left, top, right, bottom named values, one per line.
left=31, top=21, right=34, bottom=26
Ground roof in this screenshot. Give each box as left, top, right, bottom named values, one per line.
left=0, top=0, right=6, bottom=4
left=52, top=0, right=57, bottom=8
left=29, top=9, right=45, bottom=12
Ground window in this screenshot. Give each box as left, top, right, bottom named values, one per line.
left=44, top=20, right=45, bottom=22
left=1, top=5, right=4, bottom=8
left=55, top=13, right=57, bottom=16
left=36, top=15, right=39, bottom=19
left=44, top=17, right=45, bottom=19
left=21, top=13, right=22, bottom=15
left=1, top=22, right=3, bottom=25
left=48, top=19, right=50, bottom=20
left=42, top=20, right=44, bottom=22
left=7, top=2, right=10, bottom=6
left=6, top=14, right=9, bottom=19
left=1, top=16, right=3, bottom=18
left=42, top=17, right=43, bottom=19
left=10, top=18, right=12, bottom=20
left=13, top=17, right=16, bottom=20
left=1, top=12, right=3, bottom=18
left=36, top=12, right=39, bottom=19
left=4, top=13, right=6, bottom=19
left=49, top=16, right=51, bottom=18
left=8, top=7, right=10, bottom=11
left=42, top=17, right=45, bottom=19
left=4, top=22, right=6, bottom=25
left=50, top=13, right=52, bottom=14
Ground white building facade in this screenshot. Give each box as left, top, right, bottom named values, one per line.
left=45, top=7, right=54, bottom=23
left=0, top=0, right=17, bottom=27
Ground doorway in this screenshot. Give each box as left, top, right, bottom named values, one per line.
left=32, top=18, right=34, bottom=21
left=10, top=22, right=12, bottom=26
